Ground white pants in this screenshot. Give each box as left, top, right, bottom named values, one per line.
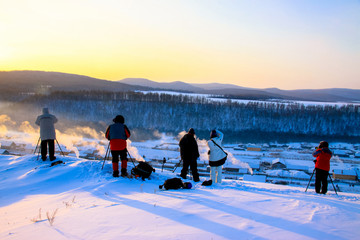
left=210, top=166, right=222, bottom=183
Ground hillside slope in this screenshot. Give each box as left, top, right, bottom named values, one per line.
left=1, top=155, right=360, bottom=240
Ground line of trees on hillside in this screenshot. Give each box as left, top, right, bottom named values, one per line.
left=14, top=91, right=359, bottom=141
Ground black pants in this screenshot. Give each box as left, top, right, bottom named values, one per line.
left=181, top=159, right=199, bottom=181
left=315, top=168, right=329, bottom=194
left=111, top=149, right=128, bottom=163
left=41, top=139, right=55, bottom=161
left=111, top=149, right=128, bottom=173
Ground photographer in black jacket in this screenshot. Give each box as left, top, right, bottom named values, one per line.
left=179, top=128, right=200, bottom=182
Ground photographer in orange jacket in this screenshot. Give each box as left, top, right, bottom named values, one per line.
left=312, top=141, right=332, bottom=194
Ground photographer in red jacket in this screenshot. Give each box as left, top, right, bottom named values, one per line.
left=105, top=115, right=131, bottom=177
left=312, top=141, right=332, bottom=194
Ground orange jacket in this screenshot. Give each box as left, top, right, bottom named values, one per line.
left=313, top=147, right=332, bottom=171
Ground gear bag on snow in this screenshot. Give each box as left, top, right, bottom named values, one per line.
left=201, top=179, right=212, bottom=186
left=131, top=161, right=155, bottom=180
left=159, top=178, right=192, bottom=190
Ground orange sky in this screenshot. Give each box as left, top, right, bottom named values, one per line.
left=1, top=0, right=359, bottom=90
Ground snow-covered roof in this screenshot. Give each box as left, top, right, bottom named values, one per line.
left=272, top=158, right=286, bottom=165
left=0, top=149, right=9, bottom=154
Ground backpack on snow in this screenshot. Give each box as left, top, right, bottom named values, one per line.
left=201, top=179, right=212, bottom=186
left=131, top=161, right=155, bottom=180
left=159, top=178, right=192, bottom=190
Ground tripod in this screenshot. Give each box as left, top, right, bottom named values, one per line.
left=305, top=168, right=338, bottom=195
left=101, top=143, right=110, bottom=170
left=34, top=137, right=65, bottom=160
left=172, top=159, right=182, bottom=173
left=126, top=150, right=137, bottom=167
left=55, top=139, right=65, bottom=156
left=101, top=145, right=137, bottom=170
left=161, top=157, right=166, bottom=172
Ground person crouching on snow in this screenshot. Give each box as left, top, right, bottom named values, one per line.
left=105, top=115, right=131, bottom=177
left=207, top=129, right=227, bottom=184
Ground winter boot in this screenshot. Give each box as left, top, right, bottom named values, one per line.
left=193, top=173, right=200, bottom=182
left=121, top=168, right=128, bottom=177
left=112, top=162, right=119, bottom=177
left=180, top=170, right=187, bottom=179
left=193, top=177, right=200, bottom=182
left=113, top=170, right=119, bottom=178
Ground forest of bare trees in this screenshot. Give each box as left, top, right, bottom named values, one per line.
left=2, top=90, right=359, bottom=143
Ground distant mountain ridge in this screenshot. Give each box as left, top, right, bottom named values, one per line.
left=119, top=78, right=204, bottom=92
left=118, top=77, right=360, bottom=102
left=1, top=70, right=360, bottom=102
left=0, top=71, right=147, bottom=93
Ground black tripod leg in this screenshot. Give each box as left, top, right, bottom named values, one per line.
left=328, top=173, right=338, bottom=195
left=37, top=142, right=41, bottom=161
left=101, top=143, right=110, bottom=170
left=161, top=158, right=166, bottom=172
left=127, top=150, right=137, bottom=167
left=172, top=159, right=182, bottom=173
left=55, top=139, right=65, bottom=156
left=305, top=168, right=316, bottom=192
left=34, top=137, right=40, bottom=154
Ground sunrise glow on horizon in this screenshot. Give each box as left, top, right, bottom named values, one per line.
left=1, top=0, right=359, bottom=90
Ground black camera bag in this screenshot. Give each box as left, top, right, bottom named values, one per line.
left=131, top=161, right=155, bottom=180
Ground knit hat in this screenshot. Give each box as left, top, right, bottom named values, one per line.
left=188, top=128, right=195, bottom=135
left=319, top=141, right=329, bottom=148
left=42, top=108, right=49, bottom=114
left=210, top=130, right=217, bottom=138
left=183, top=182, right=192, bottom=189
left=113, top=115, right=125, bottom=123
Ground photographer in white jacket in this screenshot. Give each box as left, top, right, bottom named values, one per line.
left=35, top=108, right=58, bottom=161
left=207, top=129, right=227, bottom=184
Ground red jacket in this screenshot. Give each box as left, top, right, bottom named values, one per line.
left=313, top=147, right=332, bottom=171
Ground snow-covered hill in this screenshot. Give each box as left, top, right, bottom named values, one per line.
left=1, top=154, right=360, bottom=240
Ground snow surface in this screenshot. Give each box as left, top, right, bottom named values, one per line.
left=1, top=154, right=360, bottom=240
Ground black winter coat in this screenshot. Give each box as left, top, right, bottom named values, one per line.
left=179, top=133, right=200, bottom=161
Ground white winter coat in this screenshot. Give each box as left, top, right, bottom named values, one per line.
left=35, top=108, right=58, bottom=140
left=207, top=130, right=227, bottom=163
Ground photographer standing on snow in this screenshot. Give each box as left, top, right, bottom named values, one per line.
left=179, top=128, right=200, bottom=182
left=105, top=115, right=131, bottom=178
left=207, top=129, right=227, bottom=184
left=35, top=108, right=58, bottom=161
left=312, top=141, right=332, bottom=194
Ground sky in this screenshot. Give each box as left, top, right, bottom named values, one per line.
left=0, top=0, right=359, bottom=90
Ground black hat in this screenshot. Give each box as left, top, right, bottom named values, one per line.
left=319, top=141, right=329, bottom=148
left=188, top=128, right=195, bottom=135
left=113, top=115, right=125, bottom=123
left=210, top=130, right=217, bottom=138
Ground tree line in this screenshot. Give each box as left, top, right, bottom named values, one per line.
left=4, top=90, right=360, bottom=143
